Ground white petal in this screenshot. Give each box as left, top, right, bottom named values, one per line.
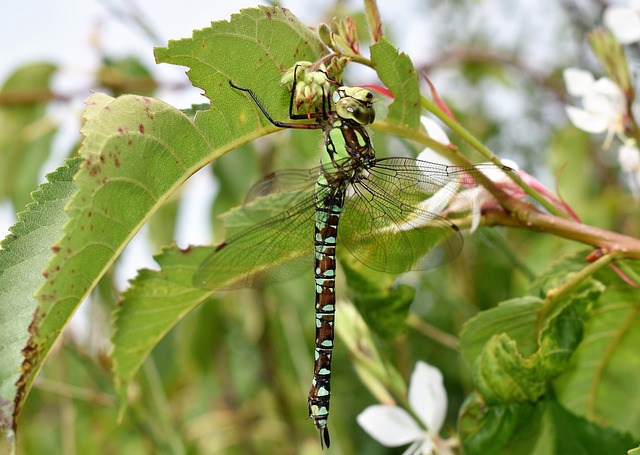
left=421, top=117, right=450, bottom=145
left=618, top=144, right=640, bottom=171
left=582, top=78, right=624, bottom=116
left=416, top=148, right=453, bottom=166
left=402, top=438, right=434, bottom=455
left=470, top=192, right=482, bottom=233
left=408, top=361, right=448, bottom=433
left=604, top=7, right=640, bottom=44
left=565, top=106, right=609, bottom=134
left=563, top=68, right=595, bottom=97
left=357, top=405, right=424, bottom=446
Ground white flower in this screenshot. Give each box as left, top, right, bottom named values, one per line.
left=563, top=68, right=626, bottom=144
left=618, top=142, right=640, bottom=198
left=357, top=361, right=449, bottom=455
left=604, top=0, right=640, bottom=44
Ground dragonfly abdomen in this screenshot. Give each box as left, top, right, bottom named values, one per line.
left=308, top=181, right=346, bottom=448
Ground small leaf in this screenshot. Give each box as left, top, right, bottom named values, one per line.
left=370, top=38, right=420, bottom=129
left=155, top=6, right=328, bottom=141
left=111, top=245, right=215, bottom=413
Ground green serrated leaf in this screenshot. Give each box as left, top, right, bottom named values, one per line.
left=155, top=6, right=328, bottom=142
left=460, top=397, right=636, bottom=455
left=526, top=251, right=640, bottom=437
left=0, top=157, right=82, bottom=442
left=461, top=278, right=600, bottom=404
left=0, top=63, right=58, bottom=211
left=553, top=259, right=640, bottom=438
left=14, top=92, right=212, bottom=424
left=111, top=245, right=215, bottom=414
left=370, top=38, right=420, bottom=129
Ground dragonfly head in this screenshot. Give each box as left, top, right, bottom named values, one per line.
left=333, top=86, right=375, bottom=125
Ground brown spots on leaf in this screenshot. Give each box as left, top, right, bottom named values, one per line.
left=88, top=211, right=92, bottom=218
left=88, top=165, right=101, bottom=177
left=139, top=123, right=145, bottom=134
left=99, top=155, right=106, bottom=164
left=128, top=139, right=132, bottom=145
left=42, top=271, right=49, bottom=279
left=51, top=245, right=61, bottom=253
left=118, top=127, right=125, bottom=135
left=114, top=156, right=121, bottom=168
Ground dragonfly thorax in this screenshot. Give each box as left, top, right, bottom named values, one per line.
left=332, top=86, right=375, bottom=126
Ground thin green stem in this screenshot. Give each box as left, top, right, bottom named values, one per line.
left=539, top=251, right=618, bottom=323
left=407, top=314, right=459, bottom=350
left=142, top=358, right=186, bottom=455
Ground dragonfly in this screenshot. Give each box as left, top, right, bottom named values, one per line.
left=194, top=67, right=509, bottom=448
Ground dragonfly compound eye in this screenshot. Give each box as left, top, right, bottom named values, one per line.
left=333, top=86, right=375, bottom=125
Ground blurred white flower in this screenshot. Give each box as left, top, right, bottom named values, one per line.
left=563, top=68, right=626, bottom=146
left=357, top=361, right=451, bottom=455
left=604, top=0, right=640, bottom=44
left=618, top=142, right=640, bottom=198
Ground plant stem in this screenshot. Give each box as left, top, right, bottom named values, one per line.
left=142, top=358, right=186, bottom=455
left=407, top=314, right=459, bottom=350
left=544, top=251, right=616, bottom=305
left=483, top=206, right=640, bottom=261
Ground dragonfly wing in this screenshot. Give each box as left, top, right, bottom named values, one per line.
left=194, top=186, right=317, bottom=290
left=244, top=166, right=322, bottom=203
left=340, top=158, right=494, bottom=273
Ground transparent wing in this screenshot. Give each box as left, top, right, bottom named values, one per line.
left=244, top=166, right=321, bottom=203
left=340, top=157, right=501, bottom=273
left=194, top=183, right=322, bottom=290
